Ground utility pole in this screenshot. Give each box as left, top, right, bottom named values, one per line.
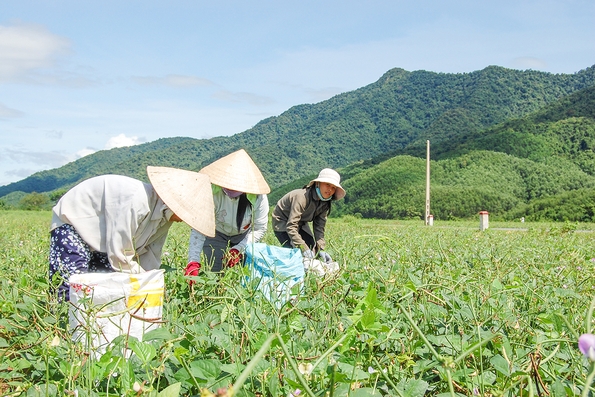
left=425, top=140, right=431, bottom=225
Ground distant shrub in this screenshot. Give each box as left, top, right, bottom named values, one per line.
left=19, top=192, right=51, bottom=211
left=49, top=188, right=68, bottom=203
left=509, top=188, right=595, bottom=222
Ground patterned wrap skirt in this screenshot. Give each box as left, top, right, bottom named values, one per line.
left=49, top=224, right=113, bottom=301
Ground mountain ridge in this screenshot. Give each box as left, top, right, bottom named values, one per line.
left=2, top=64, right=595, bottom=221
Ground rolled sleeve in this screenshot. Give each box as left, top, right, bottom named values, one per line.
left=188, top=228, right=207, bottom=263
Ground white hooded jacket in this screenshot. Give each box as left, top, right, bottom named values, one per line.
left=51, top=175, right=172, bottom=273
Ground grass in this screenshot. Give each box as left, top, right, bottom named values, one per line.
left=1, top=210, right=594, bottom=396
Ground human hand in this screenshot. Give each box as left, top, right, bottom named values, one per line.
left=319, top=251, right=333, bottom=263
left=184, top=261, right=201, bottom=285
left=226, top=248, right=243, bottom=268
left=302, top=249, right=315, bottom=259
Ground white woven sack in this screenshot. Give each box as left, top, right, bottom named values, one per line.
left=303, top=258, right=340, bottom=277
left=68, top=269, right=164, bottom=355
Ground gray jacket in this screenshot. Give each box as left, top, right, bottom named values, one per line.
left=272, top=186, right=331, bottom=250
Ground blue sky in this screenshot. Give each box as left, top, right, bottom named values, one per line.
left=1, top=0, right=594, bottom=187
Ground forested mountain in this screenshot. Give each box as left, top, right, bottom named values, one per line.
left=333, top=151, right=595, bottom=221
left=401, top=84, right=595, bottom=169
left=2, top=65, right=594, bottom=197
left=329, top=83, right=595, bottom=221
left=2, top=64, right=595, bottom=221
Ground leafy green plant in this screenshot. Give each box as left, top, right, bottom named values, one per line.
left=2, top=211, right=595, bottom=396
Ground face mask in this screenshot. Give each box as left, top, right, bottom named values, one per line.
left=315, top=185, right=332, bottom=201
left=223, top=188, right=243, bottom=198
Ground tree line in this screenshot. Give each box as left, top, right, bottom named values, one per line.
left=2, top=64, right=595, bottom=222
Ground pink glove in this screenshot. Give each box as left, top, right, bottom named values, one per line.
left=184, top=261, right=201, bottom=285
left=226, top=248, right=242, bottom=268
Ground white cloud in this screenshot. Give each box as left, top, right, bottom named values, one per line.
left=46, top=130, right=63, bottom=139
left=76, top=148, right=96, bottom=158
left=6, top=167, right=40, bottom=179
left=75, top=133, right=145, bottom=159
left=132, top=74, right=214, bottom=88
left=212, top=90, right=276, bottom=105
left=1, top=148, right=69, bottom=168
left=0, top=22, right=70, bottom=82
left=105, top=134, right=145, bottom=149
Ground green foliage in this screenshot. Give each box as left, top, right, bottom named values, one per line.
left=3, top=66, right=595, bottom=221
left=2, top=66, right=595, bottom=198
left=19, top=192, right=51, bottom=211
left=510, top=188, right=595, bottom=222
left=1, top=191, right=26, bottom=208
left=48, top=189, right=68, bottom=203
left=336, top=156, right=427, bottom=219
left=2, top=213, right=595, bottom=396
left=430, top=185, right=519, bottom=220
left=413, top=85, right=595, bottom=167
left=369, top=83, right=595, bottom=221
left=337, top=151, right=595, bottom=221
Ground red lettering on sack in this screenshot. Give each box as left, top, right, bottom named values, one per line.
left=71, top=283, right=93, bottom=295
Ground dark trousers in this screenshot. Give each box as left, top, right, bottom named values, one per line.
left=202, top=230, right=248, bottom=272
left=274, top=230, right=315, bottom=251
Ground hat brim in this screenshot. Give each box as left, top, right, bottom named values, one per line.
left=147, top=166, right=216, bottom=237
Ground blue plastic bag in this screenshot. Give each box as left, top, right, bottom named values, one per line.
left=244, top=243, right=305, bottom=308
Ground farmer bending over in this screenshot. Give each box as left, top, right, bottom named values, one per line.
left=272, top=168, right=345, bottom=263
left=49, top=166, right=215, bottom=301
left=186, top=149, right=270, bottom=277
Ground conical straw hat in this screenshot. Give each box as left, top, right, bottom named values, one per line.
left=147, top=166, right=216, bottom=237
left=199, top=149, right=270, bottom=194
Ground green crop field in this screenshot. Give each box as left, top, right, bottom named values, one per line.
left=1, top=210, right=595, bottom=396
